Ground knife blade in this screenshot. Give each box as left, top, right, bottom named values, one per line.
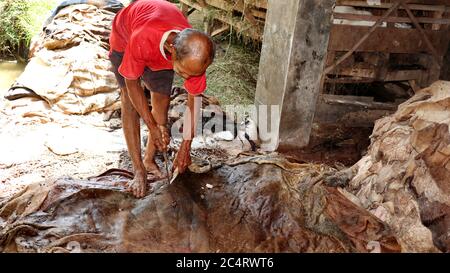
left=170, top=168, right=179, bottom=184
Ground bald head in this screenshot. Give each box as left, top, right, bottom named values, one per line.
left=173, top=29, right=215, bottom=68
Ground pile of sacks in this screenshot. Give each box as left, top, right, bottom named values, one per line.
left=5, top=1, right=123, bottom=114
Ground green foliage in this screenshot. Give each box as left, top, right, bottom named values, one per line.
left=0, top=0, right=29, bottom=56
left=0, top=0, right=57, bottom=58
left=27, top=0, right=59, bottom=39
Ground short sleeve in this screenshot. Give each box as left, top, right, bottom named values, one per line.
left=118, top=34, right=147, bottom=80
left=184, top=73, right=207, bottom=95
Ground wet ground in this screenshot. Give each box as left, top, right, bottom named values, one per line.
left=0, top=60, right=26, bottom=92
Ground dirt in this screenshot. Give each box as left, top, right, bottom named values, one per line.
left=279, top=124, right=373, bottom=166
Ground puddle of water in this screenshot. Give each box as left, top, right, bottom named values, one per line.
left=0, top=60, right=26, bottom=93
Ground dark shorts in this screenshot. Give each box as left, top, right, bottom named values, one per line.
left=109, top=50, right=174, bottom=96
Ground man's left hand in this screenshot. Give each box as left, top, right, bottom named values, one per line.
left=173, top=140, right=192, bottom=174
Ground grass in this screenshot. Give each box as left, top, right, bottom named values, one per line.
left=175, top=10, right=261, bottom=106
left=203, top=42, right=260, bottom=106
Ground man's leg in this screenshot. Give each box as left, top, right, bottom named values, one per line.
left=143, top=91, right=171, bottom=176
left=120, top=87, right=147, bottom=198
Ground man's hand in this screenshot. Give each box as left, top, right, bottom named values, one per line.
left=158, top=124, right=170, bottom=148
left=148, top=124, right=168, bottom=152
left=173, top=140, right=192, bottom=174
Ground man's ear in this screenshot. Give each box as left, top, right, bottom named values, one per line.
left=166, top=43, right=175, bottom=54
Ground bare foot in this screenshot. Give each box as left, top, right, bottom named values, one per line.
left=126, top=171, right=147, bottom=198
left=143, top=156, right=163, bottom=178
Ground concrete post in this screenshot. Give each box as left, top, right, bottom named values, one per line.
left=255, top=0, right=334, bottom=151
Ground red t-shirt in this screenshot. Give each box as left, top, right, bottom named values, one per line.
left=109, top=0, right=206, bottom=95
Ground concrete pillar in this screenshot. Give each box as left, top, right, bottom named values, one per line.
left=255, top=0, right=334, bottom=151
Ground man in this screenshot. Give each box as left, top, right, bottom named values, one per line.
left=109, top=0, right=215, bottom=198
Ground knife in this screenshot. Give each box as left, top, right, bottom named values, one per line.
left=163, top=151, right=171, bottom=183
left=170, top=168, right=179, bottom=184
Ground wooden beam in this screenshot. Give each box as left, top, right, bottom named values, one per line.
left=179, top=0, right=264, bottom=40
left=251, top=9, right=266, bottom=20
left=325, top=77, right=376, bottom=84
left=315, top=95, right=397, bottom=127
left=188, top=7, right=196, bottom=15
left=384, top=69, right=423, bottom=81
left=315, top=107, right=393, bottom=127
left=204, top=0, right=267, bottom=20
left=400, top=1, right=443, bottom=67
left=328, top=25, right=449, bottom=55
left=181, top=2, right=190, bottom=16
left=333, top=13, right=450, bottom=25
left=243, top=0, right=267, bottom=10
left=197, top=0, right=207, bottom=8
left=320, top=94, right=399, bottom=111
left=324, top=2, right=401, bottom=75
left=211, top=24, right=230, bottom=37
left=337, top=1, right=450, bottom=12
left=243, top=6, right=259, bottom=26
left=331, top=67, right=377, bottom=78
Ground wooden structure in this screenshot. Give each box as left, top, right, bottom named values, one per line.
left=183, top=0, right=450, bottom=150
left=316, top=0, right=450, bottom=128
left=178, top=0, right=267, bottom=40
left=255, top=0, right=450, bottom=151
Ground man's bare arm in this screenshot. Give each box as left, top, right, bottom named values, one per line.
left=183, top=93, right=200, bottom=141
left=124, top=79, right=165, bottom=150
left=173, top=93, right=201, bottom=173
left=124, top=79, right=157, bottom=128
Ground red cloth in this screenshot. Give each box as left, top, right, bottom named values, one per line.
left=109, top=0, right=206, bottom=95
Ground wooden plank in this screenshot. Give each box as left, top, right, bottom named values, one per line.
left=205, top=0, right=266, bottom=20
left=211, top=24, right=230, bottom=37
left=245, top=0, right=267, bottom=9
left=325, top=60, right=435, bottom=85
left=324, top=2, right=401, bottom=76
left=180, top=2, right=190, bottom=16
left=315, top=102, right=393, bottom=127
left=200, top=0, right=267, bottom=13
left=432, top=10, right=445, bottom=30
left=337, top=1, right=450, bottom=12
left=384, top=69, right=423, bottom=81
left=179, top=0, right=264, bottom=40
left=400, top=1, right=443, bottom=67
left=321, top=94, right=398, bottom=111
left=243, top=6, right=259, bottom=26
left=328, top=25, right=449, bottom=55
left=328, top=67, right=422, bottom=81
left=251, top=9, right=266, bottom=20
left=325, top=77, right=376, bottom=83
left=204, top=0, right=232, bottom=11
left=333, top=13, right=450, bottom=25
left=331, top=67, right=377, bottom=78
left=315, top=94, right=398, bottom=126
